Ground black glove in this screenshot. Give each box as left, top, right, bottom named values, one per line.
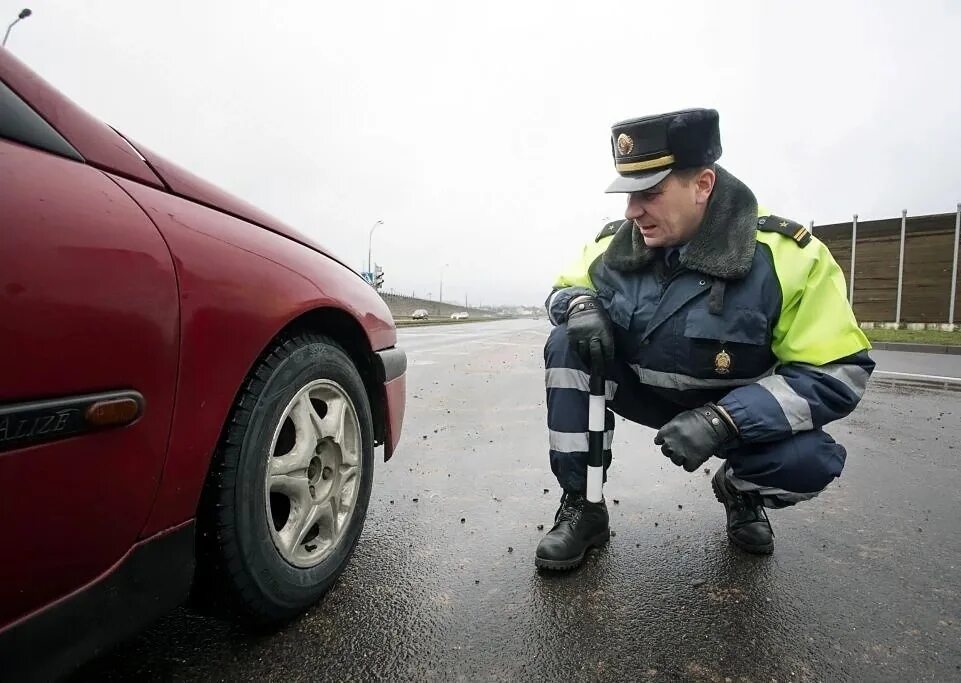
left=566, top=295, right=614, bottom=366
left=654, top=403, right=738, bottom=472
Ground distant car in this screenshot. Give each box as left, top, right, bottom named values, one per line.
left=450, top=312, right=469, bottom=320
left=0, top=49, right=407, bottom=679
left=412, top=309, right=429, bottom=319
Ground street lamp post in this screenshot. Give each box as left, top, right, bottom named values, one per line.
left=439, top=263, right=449, bottom=304
left=366, top=219, right=383, bottom=282
left=3, top=8, right=32, bottom=47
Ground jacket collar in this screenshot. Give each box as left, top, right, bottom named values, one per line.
left=602, top=165, right=758, bottom=280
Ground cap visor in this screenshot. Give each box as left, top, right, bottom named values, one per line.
left=604, top=168, right=672, bottom=194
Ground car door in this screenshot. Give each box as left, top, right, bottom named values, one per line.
left=0, top=80, right=179, bottom=628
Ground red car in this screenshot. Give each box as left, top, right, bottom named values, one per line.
left=0, top=49, right=406, bottom=678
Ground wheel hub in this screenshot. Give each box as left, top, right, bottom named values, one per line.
left=263, top=379, right=362, bottom=568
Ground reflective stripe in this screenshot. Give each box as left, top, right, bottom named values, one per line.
left=586, top=466, right=604, bottom=502
left=545, top=368, right=617, bottom=400
left=727, top=468, right=821, bottom=505
left=757, top=375, right=814, bottom=432
left=798, top=362, right=870, bottom=398
left=629, top=365, right=776, bottom=391
left=549, top=429, right=614, bottom=453
left=547, top=289, right=566, bottom=324
left=588, top=395, right=606, bottom=431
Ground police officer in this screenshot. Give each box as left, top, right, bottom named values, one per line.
left=536, top=108, right=874, bottom=569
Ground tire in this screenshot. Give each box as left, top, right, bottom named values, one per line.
left=196, top=332, right=374, bottom=627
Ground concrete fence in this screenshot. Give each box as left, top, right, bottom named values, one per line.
left=812, top=204, right=961, bottom=327
left=378, top=292, right=493, bottom=320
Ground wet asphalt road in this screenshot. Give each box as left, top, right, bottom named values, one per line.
left=73, top=319, right=961, bottom=682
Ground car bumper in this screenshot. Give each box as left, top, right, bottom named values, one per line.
left=373, top=347, right=406, bottom=460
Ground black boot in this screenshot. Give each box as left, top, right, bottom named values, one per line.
left=535, top=492, right=610, bottom=570
left=711, top=467, right=774, bottom=555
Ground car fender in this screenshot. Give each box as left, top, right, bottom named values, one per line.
left=111, top=176, right=394, bottom=536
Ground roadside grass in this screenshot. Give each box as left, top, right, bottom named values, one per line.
left=865, top=328, right=961, bottom=346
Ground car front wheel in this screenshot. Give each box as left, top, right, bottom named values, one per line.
left=196, top=332, right=374, bottom=627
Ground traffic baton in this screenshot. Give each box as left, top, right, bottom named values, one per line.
left=586, top=339, right=606, bottom=504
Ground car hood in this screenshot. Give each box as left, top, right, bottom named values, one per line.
left=126, top=136, right=357, bottom=274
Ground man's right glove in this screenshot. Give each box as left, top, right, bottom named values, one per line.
left=566, top=295, right=615, bottom=366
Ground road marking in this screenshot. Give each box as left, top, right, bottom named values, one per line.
left=400, top=328, right=542, bottom=354
left=398, top=332, right=461, bottom=338
left=478, top=340, right=543, bottom=347
left=874, top=370, right=961, bottom=384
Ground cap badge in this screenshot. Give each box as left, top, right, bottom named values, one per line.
left=714, top=349, right=732, bottom=375
left=616, top=133, right=634, bottom=156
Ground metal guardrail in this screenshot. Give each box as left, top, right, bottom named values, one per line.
left=870, top=371, right=961, bottom=394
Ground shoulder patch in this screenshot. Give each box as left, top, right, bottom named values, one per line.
left=757, top=214, right=812, bottom=247
left=596, top=219, right=626, bottom=243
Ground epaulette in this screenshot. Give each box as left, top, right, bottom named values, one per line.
left=595, top=219, right=625, bottom=242
left=757, top=214, right=812, bottom=247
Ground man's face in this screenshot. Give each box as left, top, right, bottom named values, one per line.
left=624, top=170, right=714, bottom=248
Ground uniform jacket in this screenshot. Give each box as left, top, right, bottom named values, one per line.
left=546, top=166, right=875, bottom=443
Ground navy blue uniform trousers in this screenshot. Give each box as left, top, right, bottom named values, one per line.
left=545, top=324, right=847, bottom=508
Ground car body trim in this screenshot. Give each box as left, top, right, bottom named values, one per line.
left=0, top=390, right=144, bottom=453
left=0, top=520, right=194, bottom=680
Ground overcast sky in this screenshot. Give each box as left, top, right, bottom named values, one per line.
left=6, top=1, right=960, bottom=305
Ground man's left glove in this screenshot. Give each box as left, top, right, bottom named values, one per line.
left=654, top=403, right=738, bottom=472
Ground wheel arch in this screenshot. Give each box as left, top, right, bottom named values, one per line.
left=272, top=306, right=387, bottom=451
left=206, top=304, right=387, bottom=465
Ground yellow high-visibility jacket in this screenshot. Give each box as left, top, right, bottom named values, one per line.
left=546, top=167, right=873, bottom=442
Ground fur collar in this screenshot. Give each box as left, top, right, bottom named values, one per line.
left=603, top=166, right=758, bottom=280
